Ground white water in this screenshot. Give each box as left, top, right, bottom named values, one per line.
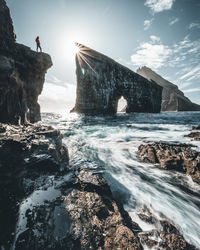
left=42, top=111, right=200, bottom=248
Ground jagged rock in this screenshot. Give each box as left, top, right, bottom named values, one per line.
left=71, top=43, right=162, bottom=115
left=0, top=0, right=16, bottom=48
left=0, top=123, right=143, bottom=249
left=0, top=123, right=69, bottom=249
left=138, top=207, right=197, bottom=250
left=192, top=126, right=200, bottom=130
left=138, top=142, right=200, bottom=184
left=0, top=0, right=52, bottom=125
left=140, top=229, right=197, bottom=250
left=185, top=126, right=200, bottom=141
left=0, top=124, right=197, bottom=249
left=185, top=132, right=200, bottom=141
left=137, top=66, right=200, bottom=111
left=138, top=209, right=197, bottom=250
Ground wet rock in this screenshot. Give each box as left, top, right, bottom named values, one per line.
left=192, top=125, right=200, bottom=130
left=0, top=123, right=69, bottom=249
left=138, top=142, right=200, bottom=184
left=13, top=169, right=143, bottom=250
left=185, top=131, right=200, bottom=141
left=0, top=123, right=197, bottom=249
left=138, top=212, right=197, bottom=250
left=71, top=43, right=162, bottom=115
left=0, top=0, right=52, bottom=125
left=137, top=66, right=200, bottom=111
left=139, top=230, right=197, bottom=250
left=64, top=170, right=142, bottom=249
left=0, top=123, right=143, bottom=250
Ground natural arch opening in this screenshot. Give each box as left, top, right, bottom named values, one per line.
left=117, top=96, right=127, bottom=113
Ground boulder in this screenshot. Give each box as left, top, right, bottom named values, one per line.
left=138, top=142, right=200, bottom=184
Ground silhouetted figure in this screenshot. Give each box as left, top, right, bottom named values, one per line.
left=35, top=36, right=42, bottom=52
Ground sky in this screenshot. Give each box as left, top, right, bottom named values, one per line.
left=6, top=0, right=200, bottom=111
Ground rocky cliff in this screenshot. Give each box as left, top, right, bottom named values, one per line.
left=137, top=66, right=200, bottom=111
left=71, top=43, right=163, bottom=114
left=0, top=0, right=52, bottom=124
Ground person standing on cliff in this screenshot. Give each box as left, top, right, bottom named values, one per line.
left=35, top=36, right=42, bottom=52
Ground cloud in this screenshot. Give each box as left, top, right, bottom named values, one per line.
left=144, top=19, right=153, bottom=30
left=39, top=81, right=76, bottom=113
left=131, top=40, right=171, bottom=69
left=188, top=22, right=200, bottom=30
left=145, top=0, right=175, bottom=13
left=179, top=81, right=193, bottom=90
left=131, top=35, right=200, bottom=75
left=150, top=35, right=160, bottom=43
left=169, top=17, right=179, bottom=26
left=179, top=66, right=200, bottom=80
left=183, top=88, right=200, bottom=93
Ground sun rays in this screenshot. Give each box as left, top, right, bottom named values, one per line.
left=75, top=43, right=98, bottom=75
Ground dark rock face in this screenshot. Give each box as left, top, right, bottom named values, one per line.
left=137, top=66, right=200, bottom=111
left=0, top=123, right=143, bottom=249
left=0, top=123, right=69, bottom=249
left=185, top=132, right=200, bottom=141
left=0, top=0, right=52, bottom=125
left=185, top=126, right=200, bottom=141
left=0, top=124, right=196, bottom=249
left=138, top=142, right=200, bottom=184
left=71, top=44, right=162, bottom=115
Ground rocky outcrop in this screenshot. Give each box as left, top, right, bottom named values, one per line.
left=0, top=123, right=196, bottom=249
left=71, top=44, right=163, bottom=115
left=0, top=123, right=69, bottom=249
left=185, top=126, right=200, bottom=141
left=0, top=0, right=52, bottom=125
left=137, top=66, right=200, bottom=111
left=138, top=142, right=200, bottom=184
left=138, top=209, right=197, bottom=250
left=0, top=123, right=143, bottom=249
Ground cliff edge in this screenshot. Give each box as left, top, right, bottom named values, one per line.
left=0, top=0, right=52, bottom=124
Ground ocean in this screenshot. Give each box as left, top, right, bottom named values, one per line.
left=42, top=111, right=200, bottom=248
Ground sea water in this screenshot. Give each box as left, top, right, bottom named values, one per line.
left=42, top=111, right=200, bottom=248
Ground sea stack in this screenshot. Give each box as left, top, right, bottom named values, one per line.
left=137, top=66, right=200, bottom=111
left=71, top=43, right=163, bottom=115
left=0, top=0, right=52, bottom=124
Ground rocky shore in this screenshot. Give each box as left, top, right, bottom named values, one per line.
left=138, top=126, right=200, bottom=184
left=0, top=123, right=197, bottom=249
left=0, top=0, right=199, bottom=249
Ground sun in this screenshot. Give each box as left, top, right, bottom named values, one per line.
left=60, top=30, right=90, bottom=61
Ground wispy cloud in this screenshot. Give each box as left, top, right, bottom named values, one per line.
left=169, top=17, right=179, bottom=26
left=145, top=0, right=175, bottom=13
left=179, top=81, right=193, bottom=90
left=150, top=35, right=160, bottom=43
left=183, top=88, right=200, bottom=93
left=188, top=22, right=200, bottom=30
left=130, top=35, right=200, bottom=74
left=144, top=19, right=153, bottom=30
left=131, top=38, right=171, bottom=69
left=179, top=66, right=200, bottom=80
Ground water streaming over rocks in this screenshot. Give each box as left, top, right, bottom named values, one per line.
left=42, top=111, right=200, bottom=248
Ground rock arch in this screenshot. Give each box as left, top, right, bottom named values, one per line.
left=71, top=44, right=162, bottom=115
left=117, top=96, right=128, bottom=112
